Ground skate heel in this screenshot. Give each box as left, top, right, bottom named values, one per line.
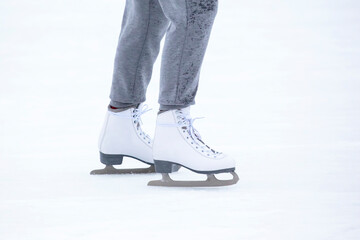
left=154, top=160, right=181, bottom=173
left=100, top=152, right=124, bottom=165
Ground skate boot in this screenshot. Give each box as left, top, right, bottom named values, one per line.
left=90, top=104, right=156, bottom=174
left=148, top=107, right=239, bottom=187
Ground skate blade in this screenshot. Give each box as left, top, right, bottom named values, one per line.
left=147, top=172, right=239, bottom=187
left=90, top=165, right=155, bottom=175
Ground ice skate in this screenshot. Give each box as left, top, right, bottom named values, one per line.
left=91, top=104, right=156, bottom=175
left=148, top=107, right=239, bottom=187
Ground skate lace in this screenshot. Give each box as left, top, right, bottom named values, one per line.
left=133, top=104, right=152, bottom=144
left=176, top=110, right=221, bottom=156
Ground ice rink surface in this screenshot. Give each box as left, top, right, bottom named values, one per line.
left=1, top=0, right=359, bottom=239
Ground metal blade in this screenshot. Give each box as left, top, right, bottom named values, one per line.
left=147, top=172, right=239, bottom=187
left=90, top=165, right=155, bottom=175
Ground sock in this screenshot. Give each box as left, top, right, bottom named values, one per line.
left=157, top=109, right=169, bottom=115
left=108, top=104, right=137, bottom=113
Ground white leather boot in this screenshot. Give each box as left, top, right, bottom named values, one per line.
left=91, top=104, right=155, bottom=174
left=149, top=107, right=239, bottom=187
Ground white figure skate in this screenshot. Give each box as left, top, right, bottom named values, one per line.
left=148, top=107, right=239, bottom=187
left=91, top=104, right=156, bottom=174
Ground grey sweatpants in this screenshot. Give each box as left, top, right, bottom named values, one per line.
left=110, top=0, right=218, bottom=110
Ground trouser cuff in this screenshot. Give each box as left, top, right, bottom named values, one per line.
left=110, top=100, right=139, bottom=109
left=159, top=102, right=193, bottom=111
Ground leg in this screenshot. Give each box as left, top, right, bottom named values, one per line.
left=110, top=0, right=169, bottom=108
left=157, top=0, right=218, bottom=110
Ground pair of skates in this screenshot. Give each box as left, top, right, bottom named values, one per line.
left=90, top=104, right=239, bottom=187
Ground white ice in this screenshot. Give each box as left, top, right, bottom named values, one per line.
left=0, top=0, right=359, bottom=239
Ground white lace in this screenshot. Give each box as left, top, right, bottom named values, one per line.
left=175, top=110, right=221, bottom=157
left=132, top=104, right=152, bottom=144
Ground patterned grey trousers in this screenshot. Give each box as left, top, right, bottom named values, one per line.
left=110, top=0, right=218, bottom=110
